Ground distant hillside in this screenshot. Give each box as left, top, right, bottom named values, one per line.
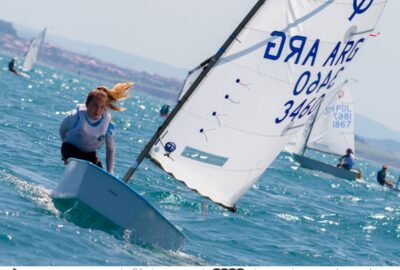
left=0, top=19, right=183, bottom=101
left=15, top=23, right=188, bottom=79
left=355, top=136, right=400, bottom=167
left=355, top=113, right=400, bottom=141
left=353, top=114, right=400, bottom=165
left=0, top=20, right=17, bottom=37
left=361, top=137, right=400, bottom=154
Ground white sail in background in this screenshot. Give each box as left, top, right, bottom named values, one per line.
left=147, top=0, right=387, bottom=210
left=307, top=82, right=355, bottom=156
left=22, top=28, right=46, bottom=72
left=285, top=80, right=355, bottom=156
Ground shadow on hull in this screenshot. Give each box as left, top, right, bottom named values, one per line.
left=53, top=198, right=122, bottom=234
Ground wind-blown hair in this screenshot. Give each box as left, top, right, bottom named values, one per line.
left=86, top=82, right=133, bottom=111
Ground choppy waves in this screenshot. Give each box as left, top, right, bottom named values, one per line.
left=0, top=53, right=399, bottom=265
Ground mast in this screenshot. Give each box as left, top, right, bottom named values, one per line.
left=123, top=0, right=266, bottom=182
left=298, top=103, right=322, bottom=156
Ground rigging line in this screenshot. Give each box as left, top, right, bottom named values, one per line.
left=122, top=0, right=267, bottom=183
left=155, top=130, right=169, bottom=146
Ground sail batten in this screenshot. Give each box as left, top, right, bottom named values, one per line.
left=146, top=0, right=386, bottom=210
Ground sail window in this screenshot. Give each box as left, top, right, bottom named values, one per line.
left=181, top=146, right=228, bottom=167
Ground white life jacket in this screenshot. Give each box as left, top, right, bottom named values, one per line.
left=64, top=104, right=113, bottom=152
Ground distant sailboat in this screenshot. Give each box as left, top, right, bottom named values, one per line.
left=22, top=28, right=46, bottom=72
left=286, top=80, right=361, bottom=180
left=52, top=0, right=387, bottom=249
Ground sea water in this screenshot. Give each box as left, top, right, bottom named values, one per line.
left=0, top=52, right=399, bottom=266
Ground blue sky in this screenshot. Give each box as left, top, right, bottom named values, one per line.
left=0, top=0, right=398, bottom=134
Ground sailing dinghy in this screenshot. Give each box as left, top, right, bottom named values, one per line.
left=52, top=0, right=387, bottom=249
left=52, top=159, right=185, bottom=250
left=286, top=80, right=361, bottom=180
left=22, top=28, right=46, bottom=72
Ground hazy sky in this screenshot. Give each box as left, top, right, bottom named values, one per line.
left=0, top=0, right=398, bottom=134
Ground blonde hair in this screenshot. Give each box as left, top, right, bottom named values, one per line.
left=86, top=82, right=133, bottom=111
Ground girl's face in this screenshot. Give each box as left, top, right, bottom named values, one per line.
left=87, top=96, right=107, bottom=120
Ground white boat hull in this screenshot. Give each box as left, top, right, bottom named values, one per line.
left=51, top=158, right=186, bottom=250
left=293, top=154, right=361, bottom=181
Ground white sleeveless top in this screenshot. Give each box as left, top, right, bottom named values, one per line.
left=62, top=104, right=114, bottom=152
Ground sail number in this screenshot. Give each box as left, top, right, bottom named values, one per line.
left=333, top=110, right=352, bottom=128
left=275, top=67, right=344, bottom=124
left=333, top=119, right=352, bottom=128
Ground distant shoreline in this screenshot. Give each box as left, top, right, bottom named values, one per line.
left=355, top=139, right=400, bottom=168
left=0, top=19, right=183, bottom=101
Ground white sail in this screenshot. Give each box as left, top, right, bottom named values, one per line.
left=285, top=107, right=317, bottom=155
left=147, top=0, right=387, bottom=210
left=307, top=82, right=355, bottom=156
left=285, top=80, right=355, bottom=156
left=22, top=28, right=46, bottom=72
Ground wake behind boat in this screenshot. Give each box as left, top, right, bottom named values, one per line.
left=15, top=70, right=30, bottom=78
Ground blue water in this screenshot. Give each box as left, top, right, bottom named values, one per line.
left=0, top=52, right=399, bottom=266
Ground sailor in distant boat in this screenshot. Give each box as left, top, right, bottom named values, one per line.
left=7, top=57, right=30, bottom=78
left=160, top=104, right=170, bottom=117
left=8, top=58, right=18, bottom=74
left=59, top=82, right=133, bottom=174
left=337, top=148, right=355, bottom=170
left=376, top=164, right=394, bottom=188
